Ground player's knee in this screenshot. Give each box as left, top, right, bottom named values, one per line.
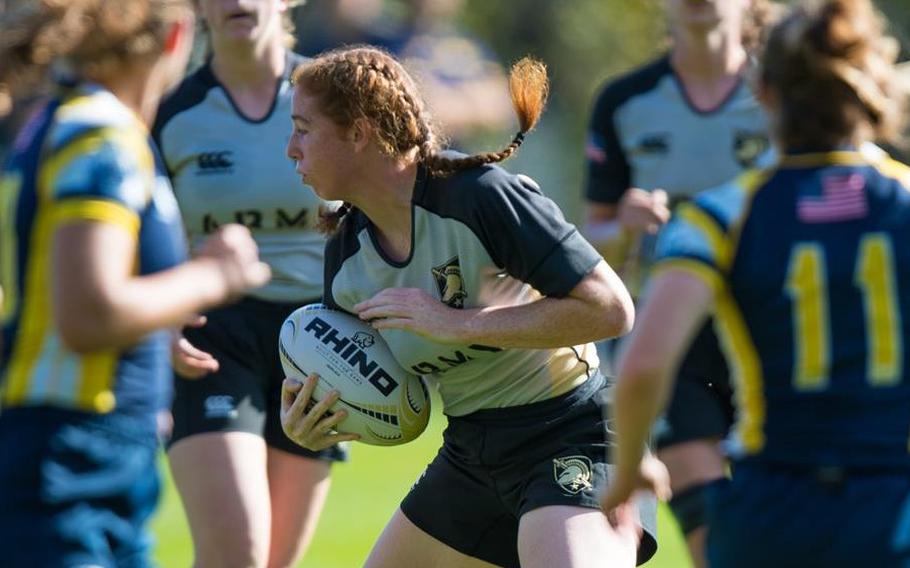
left=194, top=533, right=269, bottom=568
left=668, top=481, right=718, bottom=536
left=266, top=534, right=312, bottom=568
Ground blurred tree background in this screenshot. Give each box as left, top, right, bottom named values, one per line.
left=1, top=0, right=907, bottom=213
left=459, top=0, right=668, bottom=220
left=293, top=0, right=909, bottom=221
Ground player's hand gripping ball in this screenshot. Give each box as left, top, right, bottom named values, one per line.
left=279, top=304, right=431, bottom=446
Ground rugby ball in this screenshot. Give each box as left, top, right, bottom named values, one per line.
left=278, top=303, right=431, bottom=446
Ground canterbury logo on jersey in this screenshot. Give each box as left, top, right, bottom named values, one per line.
left=638, top=133, right=670, bottom=154
left=432, top=256, right=467, bottom=308
left=196, top=151, right=234, bottom=173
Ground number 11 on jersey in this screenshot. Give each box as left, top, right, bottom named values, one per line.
left=785, top=233, right=902, bottom=391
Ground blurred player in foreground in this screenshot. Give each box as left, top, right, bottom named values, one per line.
left=153, top=1, right=344, bottom=566
left=280, top=46, right=655, bottom=568
left=602, top=0, right=910, bottom=566
left=0, top=1, right=269, bottom=566
left=582, top=3, right=779, bottom=563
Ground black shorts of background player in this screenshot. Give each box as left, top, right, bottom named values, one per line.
left=581, top=1, right=781, bottom=565
left=279, top=46, right=656, bottom=568
left=151, top=2, right=344, bottom=567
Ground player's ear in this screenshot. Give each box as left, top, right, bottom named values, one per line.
left=349, top=117, right=372, bottom=152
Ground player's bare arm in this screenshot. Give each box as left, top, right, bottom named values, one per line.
left=355, top=260, right=633, bottom=349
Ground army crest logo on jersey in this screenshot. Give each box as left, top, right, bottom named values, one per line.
left=734, top=131, right=770, bottom=167
left=553, top=456, right=593, bottom=494
left=432, top=256, right=467, bottom=309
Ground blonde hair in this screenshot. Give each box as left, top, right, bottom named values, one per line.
left=760, top=0, right=907, bottom=148
left=292, top=46, right=549, bottom=234
left=0, top=0, right=192, bottom=116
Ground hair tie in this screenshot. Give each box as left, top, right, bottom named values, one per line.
left=512, top=131, right=526, bottom=146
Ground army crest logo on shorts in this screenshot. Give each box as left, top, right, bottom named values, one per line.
left=432, top=256, right=467, bottom=309
left=553, top=455, right=594, bottom=494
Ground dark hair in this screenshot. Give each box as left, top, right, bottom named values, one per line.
left=291, top=46, right=549, bottom=234
left=0, top=0, right=192, bottom=117
left=760, top=0, right=907, bottom=149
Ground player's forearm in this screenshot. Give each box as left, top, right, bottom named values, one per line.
left=457, top=262, right=634, bottom=349
left=57, top=259, right=231, bottom=352
left=457, top=299, right=618, bottom=349
left=612, top=361, right=673, bottom=474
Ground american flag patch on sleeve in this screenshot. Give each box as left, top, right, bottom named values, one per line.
left=797, top=173, right=868, bottom=223
left=585, top=133, right=607, bottom=164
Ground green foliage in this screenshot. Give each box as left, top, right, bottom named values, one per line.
left=462, top=1, right=665, bottom=111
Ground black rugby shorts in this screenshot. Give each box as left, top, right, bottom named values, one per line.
left=401, top=373, right=658, bottom=567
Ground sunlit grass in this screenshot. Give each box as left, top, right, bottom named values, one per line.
left=151, top=400, right=690, bottom=567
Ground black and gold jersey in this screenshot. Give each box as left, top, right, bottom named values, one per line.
left=325, top=165, right=602, bottom=416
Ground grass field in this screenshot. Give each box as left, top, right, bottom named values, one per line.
left=151, top=401, right=691, bottom=567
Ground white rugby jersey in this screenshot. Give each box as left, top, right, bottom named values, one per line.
left=586, top=54, right=769, bottom=203
left=153, top=54, right=327, bottom=302
left=585, top=54, right=770, bottom=293
left=324, top=164, right=603, bottom=416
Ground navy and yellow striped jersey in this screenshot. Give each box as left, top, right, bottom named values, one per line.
left=655, top=147, right=910, bottom=468
left=0, top=84, right=186, bottom=422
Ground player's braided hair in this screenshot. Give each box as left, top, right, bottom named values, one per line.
left=760, top=0, right=907, bottom=149
left=291, top=46, right=549, bottom=234
left=0, top=0, right=192, bottom=117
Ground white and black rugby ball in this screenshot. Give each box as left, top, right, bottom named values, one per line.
left=279, top=303, right=431, bottom=446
